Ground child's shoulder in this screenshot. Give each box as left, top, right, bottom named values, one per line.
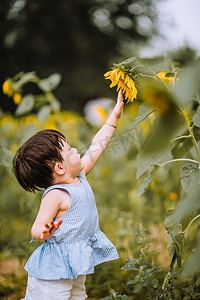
left=42, top=188, right=71, bottom=211
left=42, top=187, right=70, bottom=202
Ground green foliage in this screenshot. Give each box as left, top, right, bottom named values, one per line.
left=0, top=146, right=14, bottom=167
left=103, top=224, right=200, bottom=300
left=3, top=71, right=61, bottom=117
left=121, top=224, right=163, bottom=297
left=102, top=56, right=200, bottom=298
left=128, top=57, right=200, bottom=282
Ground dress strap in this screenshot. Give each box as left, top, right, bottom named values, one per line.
left=78, top=172, right=86, bottom=181
left=42, top=185, right=71, bottom=199
left=42, top=172, right=85, bottom=199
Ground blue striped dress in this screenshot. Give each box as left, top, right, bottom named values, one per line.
left=24, top=172, right=119, bottom=280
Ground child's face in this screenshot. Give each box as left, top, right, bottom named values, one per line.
left=60, top=140, right=84, bottom=176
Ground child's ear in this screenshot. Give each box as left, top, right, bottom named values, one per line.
left=54, top=162, right=65, bottom=175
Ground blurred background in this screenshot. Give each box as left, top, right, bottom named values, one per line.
left=1, top=0, right=199, bottom=113
left=1, top=0, right=200, bottom=299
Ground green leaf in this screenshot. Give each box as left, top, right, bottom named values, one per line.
left=38, top=73, right=61, bottom=92
left=133, top=283, right=143, bottom=293
left=137, top=174, right=153, bottom=197
left=115, top=57, right=137, bottom=67
left=145, top=112, right=183, bottom=154
left=37, top=105, right=51, bottom=123
left=180, top=161, right=200, bottom=193
left=173, top=190, right=200, bottom=221
left=150, top=278, right=158, bottom=289
left=0, top=147, right=14, bottom=167
left=173, top=62, right=200, bottom=105
left=21, top=124, right=38, bottom=144
left=171, top=136, right=193, bottom=159
left=150, top=249, right=162, bottom=256
left=131, top=103, right=154, bottom=128
left=14, top=71, right=37, bottom=88
left=142, top=112, right=184, bottom=153
left=137, top=165, right=160, bottom=197
left=121, top=295, right=128, bottom=300
left=171, top=126, right=200, bottom=159
left=193, top=106, right=200, bottom=128
left=137, top=164, right=159, bottom=197
left=136, top=146, right=172, bottom=179
left=181, top=234, right=200, bottom=278
left=51, top=99, right=61, bottom=111
left=110, top=288, right=117, bottom=297
left=128, top=275, right=140, bottom=285
left=164, top=210, right=182, bottom=257
left=164, top=210, right=182, bottom=234
left=15, top=94, right=35, bottom=116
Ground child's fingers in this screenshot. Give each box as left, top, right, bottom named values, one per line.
left=117, top=89, right=123, bottom=103
left=55, top=219, right=63, bottom=229
left=43, top=219, right=63, bottom=237
left=40, top=231, right=47, bottom=240
left=45, top=220, right=54, bottom=229
left=49, top=221, right=54, bottom=227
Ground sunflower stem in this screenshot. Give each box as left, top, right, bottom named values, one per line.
left=179, top=108, right=200, bottom=162
left=158, top=158, right=200, bottom=168
left=171, top=135, right=192, bottom=142
left=184, top=215, right=200, bottom=235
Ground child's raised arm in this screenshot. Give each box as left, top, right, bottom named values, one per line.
left=82, top=90, right=124, bottom=176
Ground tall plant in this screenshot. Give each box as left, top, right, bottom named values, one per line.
left=104, top=57, right=200, bottom=288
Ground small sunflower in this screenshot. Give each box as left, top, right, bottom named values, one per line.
left=13, top=93, right=22, bottom=104
left=2, top=79, right=22, bottom=105
left=156, top=71, right=178, bottom=85
left=168, top=192, right=178, bottom=201
left=2, top=80, right=13, bottom=97
left=104, top=68, right=137, bottom=102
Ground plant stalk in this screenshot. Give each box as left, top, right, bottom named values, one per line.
left=180, top=108, right=200, bottom=163
left=159, top=158, right=200, bottom=169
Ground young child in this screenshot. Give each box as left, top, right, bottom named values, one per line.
left=13, top=90, right=124, bottom=300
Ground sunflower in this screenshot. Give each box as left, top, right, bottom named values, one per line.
left=2, top=80, right=13, bottom=97
left=13, top=93, right=22, bottom=104
left=104, top=68, right=137, bottom=102
left=2, top=79, right=22, bottom=105
left=156, top=71, right=178, bottom=85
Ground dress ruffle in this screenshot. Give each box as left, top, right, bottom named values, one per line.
left=25, top=229, right=119, bottom=280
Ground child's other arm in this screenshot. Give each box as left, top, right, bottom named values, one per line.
left=31, top=189, right=70, bottom=240
left=82, top=90, right=124, bottom=176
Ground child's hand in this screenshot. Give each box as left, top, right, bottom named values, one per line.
left=40, top=219, right=63, bottom=240
left=112, top=89, right=124, bottom=119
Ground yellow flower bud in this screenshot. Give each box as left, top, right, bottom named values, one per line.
left=168, top=192, right=178, bottom=201
left=2, top=80, right=13, bottom=97
left=156, top=71, right=178, bottom=85
left=13, top=93, right=22, bottom=104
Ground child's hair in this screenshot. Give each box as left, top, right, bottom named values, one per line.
left=13, top=129, right=66, bottom=192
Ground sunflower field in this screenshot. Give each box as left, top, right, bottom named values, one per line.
left=1, top=57, right=200, bottom=299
